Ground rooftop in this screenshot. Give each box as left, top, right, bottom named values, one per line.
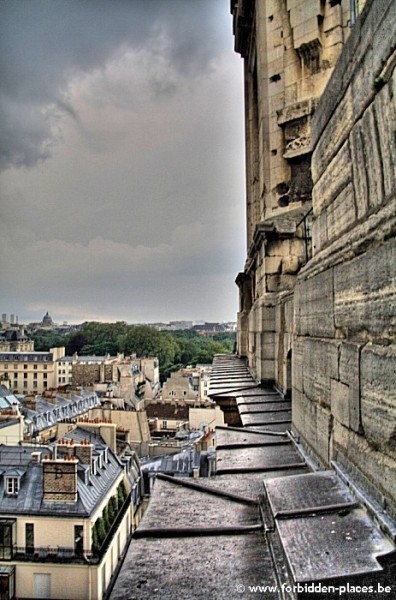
left=0, top=427, right=124, bottom=517
left=111, top=355, right=396, bottom=598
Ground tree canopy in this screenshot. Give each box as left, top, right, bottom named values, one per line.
left=30, top=323, right=235, bottom=380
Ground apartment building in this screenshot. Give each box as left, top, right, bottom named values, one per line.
left=161, top=366, right=213, bottom=405
left=0, top=348, right=66, bottom=395
left=0, top=327, right=34, bottom=353
left=0, top=385, right=24, bottom=446
left=0, top=429, right=143, bottom=600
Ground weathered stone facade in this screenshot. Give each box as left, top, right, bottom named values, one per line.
left=233, top=0, right=360, bottom=383
left=232, top=0, right=395, bottom=513
left=294, top=0, right=396, bottom=512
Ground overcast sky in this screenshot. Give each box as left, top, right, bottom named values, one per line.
left=0, top=0, right=245, bottom=325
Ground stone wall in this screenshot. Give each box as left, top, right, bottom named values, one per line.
left=233, top=0, right=355, bottom=383
left=293, top=0, right=396, bottom=512
left=72, top=363, right=101, bottom=387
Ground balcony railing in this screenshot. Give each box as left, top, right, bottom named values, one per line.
left=14, top=546, right=93, bottom=563
left=8, top=492, right=134, bottom=565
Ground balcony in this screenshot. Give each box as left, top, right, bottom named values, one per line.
left=14, top=546, right=93, bottom=564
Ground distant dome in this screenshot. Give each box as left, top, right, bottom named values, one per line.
left=42, top=312, right=54, bottom=326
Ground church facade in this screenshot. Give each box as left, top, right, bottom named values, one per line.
left=232, top=0, right=396, bottom=514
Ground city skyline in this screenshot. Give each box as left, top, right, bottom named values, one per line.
left=0, top=0, right=245, bottom=324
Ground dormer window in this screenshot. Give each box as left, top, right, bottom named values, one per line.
left=5, top=477, right=19, bottom=496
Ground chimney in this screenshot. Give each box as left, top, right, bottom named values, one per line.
left=73, top=440, right=94, bottom=467
left=42, top=456, right=78, bottom=503
left=31, top=451, right=42, bottom=463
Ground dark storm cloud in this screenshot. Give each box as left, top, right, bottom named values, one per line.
left=0, top=0, right=246, bottom=323
left=0, top=0, right=226, bottom=171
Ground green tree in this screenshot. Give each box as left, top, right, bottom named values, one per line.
left=102, top=506, right=110, bottom=532
left=117, top=481, right=127, bottom=505
left=30, top=330, right=68, bottom=351
left=108, top=495, right=118, bottom=523
left=92, top=524, right=100, bottom=554
left=95, top=517, right=106, bottom=545
left=122, top=325, right=161, bottom=357
left=66, top=332, right=89, bottom=354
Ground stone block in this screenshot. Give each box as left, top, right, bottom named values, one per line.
left=259, top=303, right=277, bottom=333
left=332, top=422, right=396, bottom=509
left=282, top=255, right=300, bottom=274
left=292, top=389, right=317, bottom=447
left=289, top=238, right=306, bottom=257
left=266, top=273, right=296, bottom=292
left=326, top=182, right=356, bottom=243
left=295, top=269, right=335, bottom=338
left=334, top=239, right=396, bottom=338
left=284, top=61, right=302, bottom=85
left=293, top=18, right=320, bottom=49
left=372, top=0, right=396, bottom=85
left=312, top=210, right=327, bottom=254
left=301, top=338, right=339, bottom=407
left=350, top=119, right=370, bottom=219
left=315, top=403, right=332, bottom=466
left=289, top=2, right=322, bottom=28
left=323, top=9, right=342, bottom=34
left=374, top=75, right=396, bottom=199
left=359, top=103, right=384, bottom=210
left=292, top=338, right=304, bottom=392
left=312, top=140, right=352, bottom=214
left=258, top=358, right=275, bottom=382
left=312, top=86, right=354, bottom=181
left=266, top=239, right=290, bottom=257
left=350, top=43, right=374, bottom=121
left=257, top=332, right=276, bottom=360
left=339, top=342, right=362, bottom=433
left=284, top=296, right=294, bottom=332
left=331, top=378, right=350, bottom=428
left=361, top=343, right=396, bottom=456
left=265, top=256, right=282, bottom=274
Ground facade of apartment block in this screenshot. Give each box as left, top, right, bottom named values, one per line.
left=0, top=432, right=143, bottom=600
left=0, top=348, right=66, bottom=395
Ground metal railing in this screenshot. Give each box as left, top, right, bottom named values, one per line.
left=14, top=546, right=93, bottom=563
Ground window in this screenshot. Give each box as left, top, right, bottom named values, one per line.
left=33, top=382, right=37, bottom=389
left=33, top=365, right=38, bottom=370
left=24, top=364, right=28, bottom=370
left=0, top=566, right=15, bottom=600
left=25, top=523, right=34, bottom=554
left=161, top=421, right=168, bottom=430
left=43, top=365, right=47, bottom=370
left=43, top=373, right=47, bottom=379
left=24, top=373, right=28, bottom=380
left=0, top=520, right=15, bottom=560
left=13, top=373, right=17, bottom=380
left=74, top=525, right=83, bottom=557
left=5, top=478, right=19, bottom=496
